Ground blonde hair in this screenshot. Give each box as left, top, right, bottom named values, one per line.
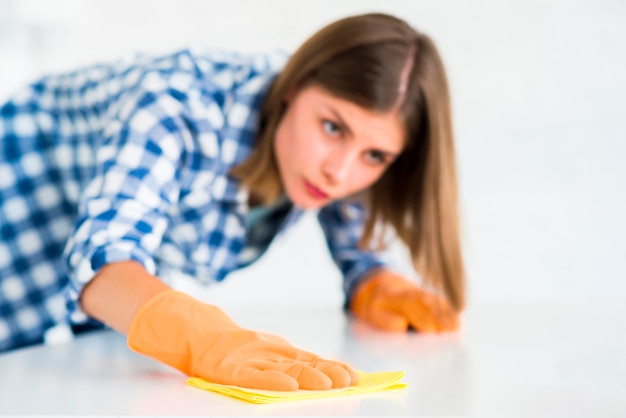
left=231, top=13, right=466, bottom=311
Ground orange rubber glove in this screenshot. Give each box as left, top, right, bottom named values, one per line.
left=128, top=289, right=359, bottom=391
left=349, top=269, right=459, bottom=333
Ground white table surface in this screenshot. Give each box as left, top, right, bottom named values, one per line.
left=0, top=301, right=624, bottom=416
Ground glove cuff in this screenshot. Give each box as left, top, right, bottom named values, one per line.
left=127, top=289, right=235, bottom=375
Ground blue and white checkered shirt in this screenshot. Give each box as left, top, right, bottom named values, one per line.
left=0, top=48, right=389, bottom=352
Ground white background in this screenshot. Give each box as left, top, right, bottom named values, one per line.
left=1, top=0, right=624, bottom=310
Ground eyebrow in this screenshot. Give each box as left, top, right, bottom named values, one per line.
left=326, top=106, right=401, bottom=158
left=328, top=107, right=354, bottom=138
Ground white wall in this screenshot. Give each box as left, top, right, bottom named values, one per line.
left=1, top=0, right=624, bottom=309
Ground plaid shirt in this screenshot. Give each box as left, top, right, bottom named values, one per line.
left=0, top=48, right=389, bottom=352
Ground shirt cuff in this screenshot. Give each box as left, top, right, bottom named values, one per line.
left=342, top=258, right=388, bottom=311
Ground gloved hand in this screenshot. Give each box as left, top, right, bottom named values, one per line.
left=128, top=289, right=359, bottom=391
left=349, top=269, right=460, bottom=333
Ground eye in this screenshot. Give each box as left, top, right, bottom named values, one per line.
left=365, top=150, right=388, bottom=165
left=322, top=119, right=342, bottom=137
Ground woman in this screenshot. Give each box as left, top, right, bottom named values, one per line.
left=0, top=13, right=465, bottom=390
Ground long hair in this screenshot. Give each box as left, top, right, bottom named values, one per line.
left=230, top=13, right=466, bottom=311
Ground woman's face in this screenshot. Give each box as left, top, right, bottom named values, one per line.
left=274, top=84, right=406, bottom=209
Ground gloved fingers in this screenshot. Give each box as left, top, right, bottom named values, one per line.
left=405, top=308, right=439, bottom=333
left=443, top=313, right=460, bottom=331
left=310, top=359, right=359, bottom=388
left=233, top=368, right=300, bottom=391
left=215, top=358, right=330, bottom=390
left=241, top=356, right=354, bottom=390
left=277, top=344, right=359, bottom=388
left=281, top=362, right=334, bottom=390
left=441, top=311, right=461, bottom=332
left=240, top=339, right=359, bottom=386
left=424, top=297, right=459, bottom=332
left=371, top=290, right=453, bottom=333
left=401, top=294, right=440, bottom=333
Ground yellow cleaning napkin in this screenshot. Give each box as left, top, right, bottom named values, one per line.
left=186, top=370, right=407, bottom=404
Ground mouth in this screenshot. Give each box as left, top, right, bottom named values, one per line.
left=303, top=179, right=329, bottom=200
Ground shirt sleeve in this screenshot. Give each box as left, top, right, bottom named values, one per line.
left=63, top=70, right=195, bottom=321
left=317, top=199, right=392, bottom=309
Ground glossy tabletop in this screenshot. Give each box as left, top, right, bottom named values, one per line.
left=0, top=302, right=624, bottom=416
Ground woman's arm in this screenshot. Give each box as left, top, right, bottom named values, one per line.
left=79, top=259, right=358, bottom=391
left=317, top=200, right=459, bottom=333
left=80, top=260, right=169, bottom=334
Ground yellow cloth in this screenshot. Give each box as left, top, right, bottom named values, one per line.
left=186, top=370, right=406, bottom=404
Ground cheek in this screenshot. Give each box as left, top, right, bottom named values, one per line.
left=347, top=168, right=385, bottom=193
left=274, top=131, right=289, bottom=166
left=274, top=118, right=301, bottom=171
left=281, top=128, right=327, bottom=170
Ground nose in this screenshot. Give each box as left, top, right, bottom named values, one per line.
left=322, top=148, right=356, bottom=184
